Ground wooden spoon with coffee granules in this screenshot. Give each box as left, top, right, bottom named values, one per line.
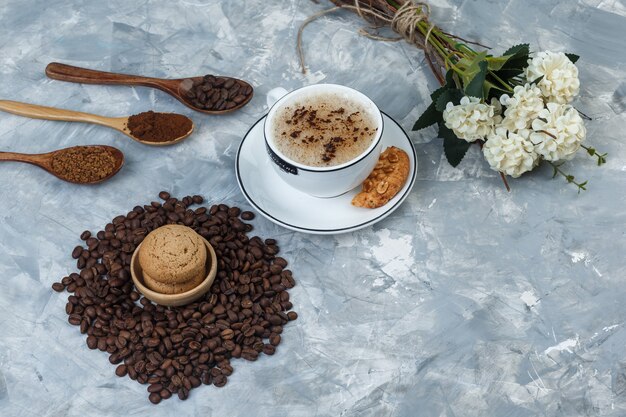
left=46, top=62, right=254, bottom=115
left=0, top=145, right=124, bottom=184
left=0, top=100, right=193, bottom=146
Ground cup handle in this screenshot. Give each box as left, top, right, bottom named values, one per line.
left=266, top=87, right=288, bottom=109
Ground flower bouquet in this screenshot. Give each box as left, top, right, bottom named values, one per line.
left=414, top=47, right=605, bottom=191
left=299, top=0, right=606, bottom=191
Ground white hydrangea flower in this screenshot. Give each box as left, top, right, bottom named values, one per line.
left=499, top=83, right=545, bottom=131
left=442, top=96, right=498, bottom=142
left=530, top=102, right=586, bottom=161
left=525, top=51, right=580, bottom=104
left=483, top=127, right=539, bottom=178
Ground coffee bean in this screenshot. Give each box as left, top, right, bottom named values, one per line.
left=149, top=392, right=161, bottom=404
left=115, top=364, right=128, bottom=377
left=71, top=246, right=83, bottom=259
left=240, top=211, right=254, bottom=221
left=80, top=230, right=91, bottom=241
left=228, top=83, right=240, bottom=97
left=241, top=349, right=258, bottom=362
left=269, top=334, right=281, bottom=346
left=269, top=315, right=283, bottom=326
left=213, top=374, right=227, bottom=387
left=80, top=318, right=89, bottom=334
left=287, top=311, right=298, bottom=321
left=148, top=383, right=163, bottom=393
left=263, top=344, right=276, bottom=355
left=87, top=335, right=98, bottom=349
left=232, top=94, right=247, bottom=104
left=55, top=192, right=297, bottom=404
left=189, top=375, right=201, bottom=388
left=178, top=387, right=189, bottom=400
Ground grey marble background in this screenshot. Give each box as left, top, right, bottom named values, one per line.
left=1, top=0, right=625, bottom=416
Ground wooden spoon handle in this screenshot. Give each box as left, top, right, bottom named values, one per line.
left=0, top=100, right=117, bottom=127
left=0, top=151, right=45, bottom=165
left=46, top=62, right=163, bottom=88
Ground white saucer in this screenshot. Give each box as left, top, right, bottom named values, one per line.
left=235, top=112, right=417, bottom=234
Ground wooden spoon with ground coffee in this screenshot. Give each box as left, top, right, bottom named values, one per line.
left=46, top=62, right=253, bottom=114
left=0, top=145, right=124, bottom=184
left=0, top=100, right=193, bottom=146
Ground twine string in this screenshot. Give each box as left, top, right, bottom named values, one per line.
left=297, top=1, right=437, bottom=76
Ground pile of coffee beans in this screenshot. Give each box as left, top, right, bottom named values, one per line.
left=184, top=75, right=252, bottom=111
left=52, top=192, right=297, bottom=404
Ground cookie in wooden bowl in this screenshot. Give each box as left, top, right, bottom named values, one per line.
left=351, top=146, right=410, bottom=209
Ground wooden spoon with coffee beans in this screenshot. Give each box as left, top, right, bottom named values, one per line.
left=0, top=145, right=124, bottom=184
left=0, top=100, right=194, bottom=146
left=46, top=62, right=254, bottom=114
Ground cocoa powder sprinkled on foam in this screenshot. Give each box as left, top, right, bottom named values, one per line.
left=272, top=93, right=378, bottom=167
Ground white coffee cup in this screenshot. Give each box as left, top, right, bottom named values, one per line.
left=264, top=84, right=383, bottom=198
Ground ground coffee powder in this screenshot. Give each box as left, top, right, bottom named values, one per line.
left=127, top=111, right=192, bottom=143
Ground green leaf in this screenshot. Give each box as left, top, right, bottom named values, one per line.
left=486, top=55, right=510, bottom=71
left=435, top=89, right=464, bottom=112
left=413, top=102, right=442, bottom=131
left=494, top=68, right=525, bottom=79
left=503, top=44, right=530, bottom=57
left=566, top=53, right=580, bottom=64
left=457, top=51, right=488, bottom=87
left=445, top=69, right=456, bottom=88
left=465, top=61, right=488, bottom=99
left=439, top=123, right=471, bottom=167
left=503, top=55, right=529, bottom=68
left=492, top=44, right=530, bottom=80
left=430, top=86, right=447, bottom=101
left=484, top=80, right=506, bottom=101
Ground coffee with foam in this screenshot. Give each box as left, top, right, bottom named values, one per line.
left=270, top=92, right=378, bottom=167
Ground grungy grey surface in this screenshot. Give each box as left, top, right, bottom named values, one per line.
left=0, top=0, right=625, bottom=416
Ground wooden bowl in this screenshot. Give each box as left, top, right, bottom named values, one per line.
left=130, top=235, right=217, bottom=307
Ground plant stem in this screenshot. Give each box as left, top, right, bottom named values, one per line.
left=581, top=145, right=607, bottom=165
left=488, top=70, right=514, bottom=93
left=547, top=161, right=588, bottom=192
left=500, top=172, right=511, bottom=192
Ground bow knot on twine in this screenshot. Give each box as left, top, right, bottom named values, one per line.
left=297, top=0, right=438, bottom=76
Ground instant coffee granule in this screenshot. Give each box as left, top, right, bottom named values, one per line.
left=126, top=111, right=192, bottom=143
left=51, top=146, right=117, bottom=183
left=52, top=192, right=297, bottom=404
